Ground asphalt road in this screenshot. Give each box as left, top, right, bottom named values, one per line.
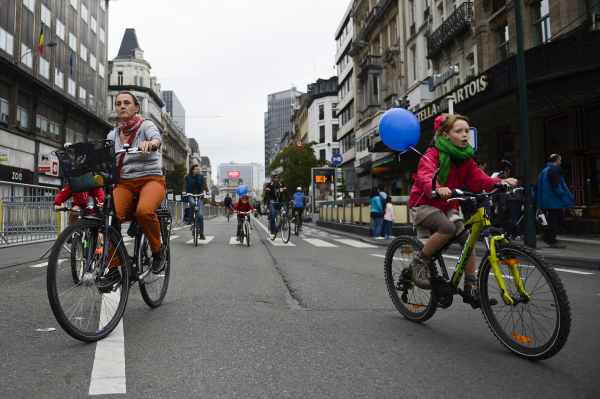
left=1, top=216, right=599, bottom=398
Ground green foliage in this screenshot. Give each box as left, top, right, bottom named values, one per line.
left=268, top=143, right=320, bottom=192
left=166, top=162, right=187, bottom=194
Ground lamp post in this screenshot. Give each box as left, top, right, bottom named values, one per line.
left=514, top=0, right=537, bottom=248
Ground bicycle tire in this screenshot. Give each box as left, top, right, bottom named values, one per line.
left=479, top=243, right=571, bottom=360
left=70, top=230, right=86, bottom=284
left=384, top=236, right=437, bottom=322
left=139, top=235, right=171, bottom=308
left=47, top=221, right=130, bottom=342
left=280, top=216, right=292, bottom=243
left=193, top=214, right=198, bottom=247
left=244, top=220, right=251, bottom=247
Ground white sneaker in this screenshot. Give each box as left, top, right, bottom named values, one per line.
left=374, top=237, right=385, bottom=240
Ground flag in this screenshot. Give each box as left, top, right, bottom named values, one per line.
left=69, top=52, right=74, bottom=76
left=37, top=26, right=45, bottom=56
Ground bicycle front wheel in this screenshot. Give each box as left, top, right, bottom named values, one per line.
left=479, top=244, right=571, bottom=360
left=244, top=221, right=251, bottom=247
left=47, top=222, right=130, bottom=342
left=280, top=217, right=292, bottom=243
left=193, top=215, right=198, bottom=247
left=384, top=236, right=437, bottom=322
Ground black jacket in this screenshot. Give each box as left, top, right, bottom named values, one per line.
left=186, top=174, right=207, bottom=194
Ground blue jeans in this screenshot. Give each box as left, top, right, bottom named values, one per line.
left=269, top=202, right=281, bottom=234
left=383, top=220, right=393, bottom=238
left=188, top=197, right=204, bottom=235
left=371, top=214, right=383, bottom=237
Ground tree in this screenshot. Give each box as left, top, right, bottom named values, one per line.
left=166, top=162, right=187, bottom=194
left=268, top=142, right=320, bottom=192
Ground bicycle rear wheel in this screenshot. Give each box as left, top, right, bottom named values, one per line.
left=138, top=234, right=171, bottom=308
left=70, top=228, right=90, bottom=284
left=479, top=244, right=571, bottom=360
left=280, top=216, right=291, bottom=243
left=47, top=221, right=130, bottom=342
left=384, top=236, right=437, bottom=322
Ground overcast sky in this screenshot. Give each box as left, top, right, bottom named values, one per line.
left=108, top=0, right=350, bottom=177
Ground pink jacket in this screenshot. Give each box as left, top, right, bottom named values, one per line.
left=408, top=147, right=500, bottom=213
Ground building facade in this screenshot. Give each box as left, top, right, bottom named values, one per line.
left=336, top=0, right=357, bottom=195
left=264, top=87, right=303, bottom=173
left=161, top=90, right=185, bottom=133
left=188, top=137, right=201, bottom=170
left=306, top=77, right=340, bottom=164
left=161, top=112, right=188, bottom=172
left=199, top=156, right=212, bottom=188
left=0, top=0, right=111, bottom=197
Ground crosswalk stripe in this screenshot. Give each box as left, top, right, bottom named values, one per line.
left=169, top=235, right=179, bottom=241
left=333, top=238, right=377, bottom=248
left=303, top=238, right=338, bottom=248
left=184, top=236, right=214, bottom=245
left=229, top=236, right=241, bottom=245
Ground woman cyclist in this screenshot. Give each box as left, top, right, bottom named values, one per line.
left=408, top=113, right=517, bottom=307
left=101, top=91, right=166, bottom=287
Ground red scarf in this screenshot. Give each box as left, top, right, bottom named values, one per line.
left=118, top=114, right=144, bottom=136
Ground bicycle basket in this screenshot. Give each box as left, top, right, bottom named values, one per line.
left=54, top=140, right=116, bottom=192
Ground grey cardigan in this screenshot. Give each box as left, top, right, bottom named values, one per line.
left=106, top=120, right=163, bottom=180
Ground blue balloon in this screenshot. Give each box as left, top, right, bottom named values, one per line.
left=237, top=185, right=248, bottom=196
left=379, top=108, right=421, bottom=151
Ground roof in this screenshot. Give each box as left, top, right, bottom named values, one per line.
left=117, top=28, right=142, bottom=59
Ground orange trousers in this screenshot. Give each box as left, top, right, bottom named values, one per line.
left=113, top=176, right=166, bottom=254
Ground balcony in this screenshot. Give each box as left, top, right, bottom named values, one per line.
left=355, top=0, right=395, bottom=42
left=427, top=1, right=473, bottom=58
left=358, top=55, right=383, bottom=77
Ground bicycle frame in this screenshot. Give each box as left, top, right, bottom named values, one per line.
left=446, top=206, right=531, bottom=306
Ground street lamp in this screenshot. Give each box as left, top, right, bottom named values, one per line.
left=19, top=41, right=57, bottom=61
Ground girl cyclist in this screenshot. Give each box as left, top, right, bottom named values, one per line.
left=408, top=113, right=517, bottom=306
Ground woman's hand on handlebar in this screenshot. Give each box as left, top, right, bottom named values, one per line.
left=139, top=139, right=160, bottom=153
left=501, top=178, right=518, bottom=187
left=435, top=187, right=452, bottom=200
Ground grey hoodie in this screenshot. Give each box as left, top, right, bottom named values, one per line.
left=106, top=120, right=163, bottom=180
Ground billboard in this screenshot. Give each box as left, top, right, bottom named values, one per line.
left=228, top=170, right=241, bottom=179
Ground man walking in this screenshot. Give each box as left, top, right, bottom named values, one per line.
left=536, top=154, right=575, bottom=248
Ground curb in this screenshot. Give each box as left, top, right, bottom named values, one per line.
left=314, top=221, right=599, bottom=271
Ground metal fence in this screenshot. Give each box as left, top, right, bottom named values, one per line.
left=0, top=195, right=225, bottom=247
left=317, top=198, right=410, bottom=225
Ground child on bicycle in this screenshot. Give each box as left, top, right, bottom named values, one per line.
left=408, top=113, right=517, bottom=306
left=234, top=194, right=255, bottom=241
left=54, top=185, right=105, bottom=225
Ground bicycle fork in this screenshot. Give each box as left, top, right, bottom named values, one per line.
left=486, top=235, right=531, bottom=305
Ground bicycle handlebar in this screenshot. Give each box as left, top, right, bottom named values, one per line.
left=432, top=184, right=524, bottom=202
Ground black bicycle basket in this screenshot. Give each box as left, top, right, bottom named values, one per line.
left=54, top=140, right=116, bottom=193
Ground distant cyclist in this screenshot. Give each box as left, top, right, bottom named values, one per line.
left=263, top=173, right=288, bottom=237
left=234, top=189, right=255, bottom=241
left=223, top=193, right=233, bottom=218
left=292, top=187, right=306, bottom=232
left=185, top=164, right=208, bottom=240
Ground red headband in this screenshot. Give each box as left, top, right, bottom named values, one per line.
left=434, top=114, right=447, bottom=131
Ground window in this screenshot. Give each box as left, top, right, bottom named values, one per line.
left=21, top=43, right=32, bottom=68
left=408, top=0, right=415, bottom=25
left=319, top=104, right=324, bottom=120
left=410, top=45, right=417, bottom=82
left=91, top=16, right=96, bottom=33
left=41, top=4, right=52, bottom=27
left=70, top=0, right=78, bottom=10
left=100, top=0, right=105, bottom=10
left=0, top=97, right=9, bottom=124
left=99, top=27, right=105, bottom=43
left=0, top=27, right=14, bottom=55
left=372, top=74, right=380, bottom=104
left=56, top=20, right=65, bottom=41
left=80, top=44, right=87, bottom=61
left=332, top=103, right=338, bottom=119
left=117, top=71, right=123, bottom=85
left=55, top=68, right=64, bottom=89
left=319, top=149, right=326, bottom=162
left=389, top=16, right=397, bottom=45
left=319, top=126, right=325, bottom=143
left=36, top=114, right=48, bottom=133
left=497, top=24, right=510, bottom=60
left=89, top=53, right=96, bottom=70
left=466, top=52, right=476, bottom=80
left=23, top=0, right=34, bottom=13
left=536, top=0, right=551, bottom=44
left=81, top=4, right=88, bottom=24
left=79, top=86, right=86, bottom=102
left=69, top=32, right=77, bottom=51
left=17, top=106, right=28, bottom=129
left=98, top=62, right=104, bottom=78
left=332, top=124, right=339, bottom=142
left=68, top=78, right=76, bottom=96
left=39, top=57, right=50, bottom=79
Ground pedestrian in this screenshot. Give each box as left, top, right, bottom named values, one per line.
left=536, top=154, right=575, bottom=248
left=370, top=188, right=384, bottom=239
left=383, top=196, right=395, bottom=240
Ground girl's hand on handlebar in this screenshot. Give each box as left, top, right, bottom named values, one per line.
left=139, top=140, right=159, bottom=153
left=435, top=187, right=452, bottom=200
left=501, top=178, right=518, bottom=187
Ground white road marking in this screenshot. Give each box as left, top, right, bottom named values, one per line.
left=253, top=217, right=296, bottom=247
left=229, top=237, right=241, bottom=245
left=333, top=238, right=377, bottom=248
left=89, top=291, right=126, bottom=395
left=172, top=226, right=185, bottom=231
left=30, top=262, right=48, bottom=268
left=557, top=236, right=600, bottom=245
left=553, top=268, right=594, bottom=276
left=303, top=238, right=338, bottom=248
left=169, top=235, right=180, bottom=241
left=185, top=236, right=214, bottom=245
left=35, top=327, right=56, bottom=332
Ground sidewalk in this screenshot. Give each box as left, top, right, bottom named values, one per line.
left=315, top=221, right=600, bottom=271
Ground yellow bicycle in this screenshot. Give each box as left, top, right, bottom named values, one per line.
left=384, top=185, right=571, bottom=360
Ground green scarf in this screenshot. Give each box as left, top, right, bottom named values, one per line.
left=434, top=136, right=474, bottom=185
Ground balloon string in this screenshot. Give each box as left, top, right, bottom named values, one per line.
left=400, top=146, right=434, bottom=163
